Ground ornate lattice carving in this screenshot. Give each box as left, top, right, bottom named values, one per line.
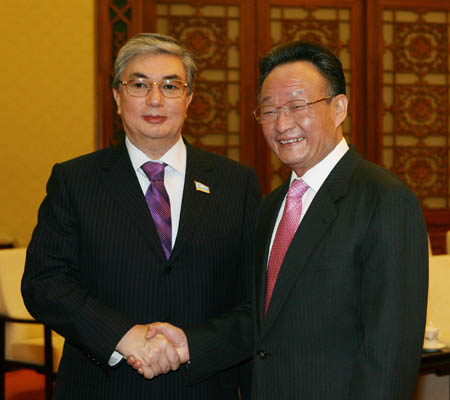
left=185, top=81, right=228, bottom=136
left=394, top=85, right=447, bottom=137
left=394, top=22, right=448, bottom=76
left=382, top=8, right=450, bottom=208
left=393, top=147, right=447, bottom=201
left=280, top=19, right=339, bottom=53
left=172, top=19, right=229, bottom=70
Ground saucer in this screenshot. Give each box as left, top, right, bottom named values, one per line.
left=423, top=341, right=446, bottom=352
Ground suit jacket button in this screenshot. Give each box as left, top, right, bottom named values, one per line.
left=165, top=264, right=173, bottom=273
left=258, top=350, right=266, bottom=359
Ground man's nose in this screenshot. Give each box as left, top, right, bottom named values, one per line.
left=146, top=83, right=164, bottom=106
left=275, top=106, right=295, bottom=132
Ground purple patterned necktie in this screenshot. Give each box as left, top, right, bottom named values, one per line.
left=142, top=162, right=172, bottom=259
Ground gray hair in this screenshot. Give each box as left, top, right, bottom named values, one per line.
left=112, top=33, right=197, bottom=94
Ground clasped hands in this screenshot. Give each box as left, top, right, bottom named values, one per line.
left=116, top=322, right=189, bottom=379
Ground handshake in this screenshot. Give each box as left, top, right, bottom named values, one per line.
left=116, top=322, right=190, bottom=379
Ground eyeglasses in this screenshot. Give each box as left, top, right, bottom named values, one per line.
left=253, top=96, right=332, bottom=124
left=120, top=78, right=189, bottom=98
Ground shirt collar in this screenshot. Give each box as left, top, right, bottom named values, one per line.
left=290, top=138, right=349, bottom=192
left=125, top=136, right=187, bottom=176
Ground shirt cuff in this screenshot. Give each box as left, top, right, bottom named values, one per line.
left=108, top=350, right=124, bottom=366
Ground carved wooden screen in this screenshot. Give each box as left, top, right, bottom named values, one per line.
left=257, top=0, right=364, bottom=189
left=370, top=1, right=450, bottom=253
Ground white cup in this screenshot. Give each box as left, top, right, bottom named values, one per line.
left=424, top=325, right=440, bottom=346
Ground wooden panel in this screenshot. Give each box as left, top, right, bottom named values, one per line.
left=379, top=4, right=450, bottom=208
left=374, top=0, right=450, bottom=253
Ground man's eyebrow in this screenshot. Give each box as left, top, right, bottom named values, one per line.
left=129, top=72, right=148, bottom=79
left=128, top=72, right=183, bottom=81
left=162, top=74, right=183, bottom=81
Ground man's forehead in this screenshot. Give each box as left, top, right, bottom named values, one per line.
left=123, top=53, right=186, bottom=78
left=261, top=85, right=306, bottom=103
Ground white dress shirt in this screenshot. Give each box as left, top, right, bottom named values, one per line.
left=109, top=135, right=187, bottom=366
left=268, top=138, right=349, bottom=260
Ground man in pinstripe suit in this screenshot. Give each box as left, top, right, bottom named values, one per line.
left=22, top=33, right=261, bottom=399
left=132, top=40, right=428, bottom=400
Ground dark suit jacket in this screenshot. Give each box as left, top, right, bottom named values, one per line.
left=21, top=140, right=261, bottom=400
left=186, top=146, right=428, bottom=400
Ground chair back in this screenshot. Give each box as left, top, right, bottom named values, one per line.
left=0, top=248, right=33, bottom=319
left=0, top=247, right=44, bottom=356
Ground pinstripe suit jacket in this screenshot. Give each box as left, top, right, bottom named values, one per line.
left=22, top=139, right=261, bottom=400
left=186, top=146, right=428, bottom=400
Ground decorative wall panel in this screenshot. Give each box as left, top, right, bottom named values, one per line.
left=381, top=8, right=450, bottom=209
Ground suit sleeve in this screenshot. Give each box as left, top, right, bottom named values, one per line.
left=21, top=164, right=133, bottom=368
left=184, top=168, right=261, bottom=387
left=348, top=186, right=428, bottom=399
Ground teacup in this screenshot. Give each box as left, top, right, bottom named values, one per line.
left=424, top=325, right=440, bottom=347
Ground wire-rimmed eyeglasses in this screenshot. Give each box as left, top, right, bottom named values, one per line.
left=253, top=96, right=332, bottom=124
left=120, top=78, right=189, bottom=98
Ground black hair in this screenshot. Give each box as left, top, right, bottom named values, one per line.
left=258, top=41, right=346, bottom=97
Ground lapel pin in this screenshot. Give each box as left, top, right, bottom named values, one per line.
left=195, top=181, right=210, bottom=194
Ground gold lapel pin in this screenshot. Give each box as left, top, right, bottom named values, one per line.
left=195, top=181, right=210, bottom=194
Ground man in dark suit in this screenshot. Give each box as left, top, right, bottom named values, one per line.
left=21, top=33, right=261, bottom=399
left=135, top=40, right=428, bottom=399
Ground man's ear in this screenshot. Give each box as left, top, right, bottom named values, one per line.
left=333, top=94, right=348, bottom=128
left=185, top=92, right=194, bottom=117
left=113, top=88, right=121, bottom=115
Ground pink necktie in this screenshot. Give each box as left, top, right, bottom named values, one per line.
left=265, top=179, right=309, bottom=314
left=142, top=162, right=172, bottom=259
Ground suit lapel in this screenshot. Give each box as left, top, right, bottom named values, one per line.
left=258, top=146, right=361, bottom=339
left=170, top=142, right=215, bottom=262
left=101, top=142, right=167, bottom=261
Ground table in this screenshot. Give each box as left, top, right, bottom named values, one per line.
left=420, top=347, right=450, bottom=376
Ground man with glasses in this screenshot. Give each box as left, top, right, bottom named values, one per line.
left=132, top=40, right=428, bottom=400
left=22, top=33, right=261, bottom=400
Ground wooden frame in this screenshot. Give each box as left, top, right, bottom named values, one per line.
left=0, top=318, right=55, bottom=400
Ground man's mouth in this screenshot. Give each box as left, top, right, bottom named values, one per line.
left=279, top=137, right=305, bottom=145
left=142, top=115, right=167, bottom=123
